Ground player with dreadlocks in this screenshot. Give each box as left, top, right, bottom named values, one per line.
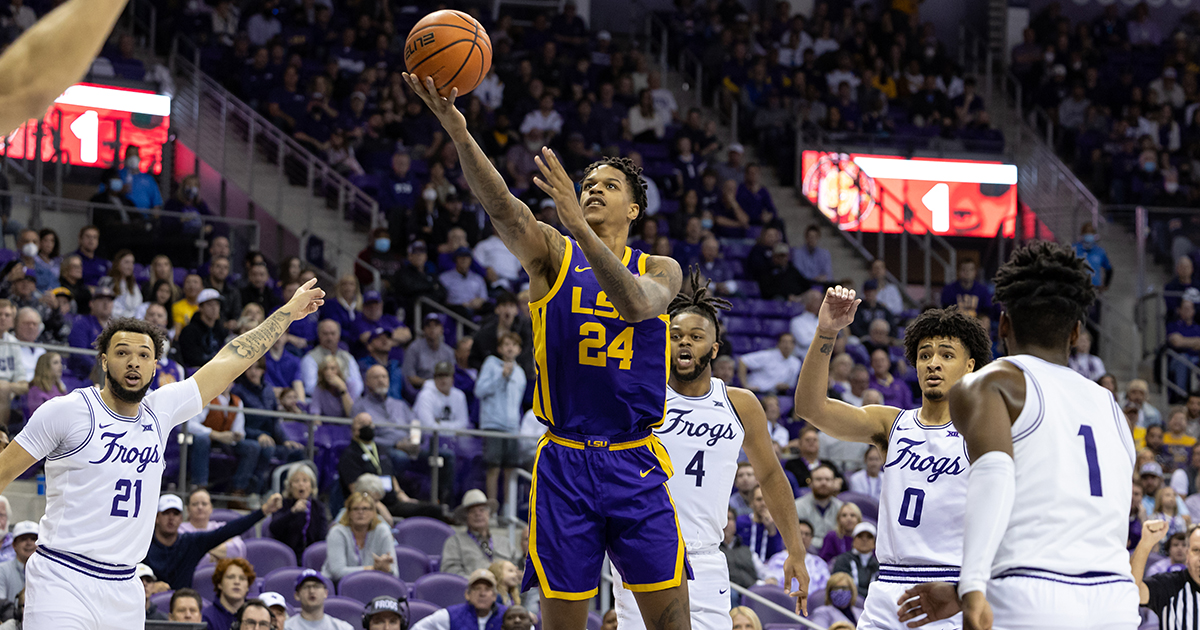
left=404, top=73, right=691, bottom=630
left=613, top=268, right=810, bottom=630
left=793, top=285, right=991, bottom=630
left=898, top=241, right=1138, bottom=630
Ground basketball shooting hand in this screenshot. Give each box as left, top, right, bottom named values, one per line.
left=818, top=286, right=861, bottom=332
left=402, top=73, right=466, bottom=132
left=284, top=279, right=325, bottom=320
left=532, top=147, right=587, bottom=235
left=782, top=553, right=809, bottom=616
left=896, top=582, right=961, bottom=628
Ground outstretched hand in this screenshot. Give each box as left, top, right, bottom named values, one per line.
left=402, top=73, right=466, bottom=131
left=283, top=278, right=325, bottom=321
left=818, top=285, right=861, bottom=332
left=533, top=147, right=587, bottom=233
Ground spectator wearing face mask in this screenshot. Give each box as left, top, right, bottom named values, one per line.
left=163, top=175, right=213, bottom=239
left=1074, top=222, right=1112, bottom=291
left=118, top=146, right=163, bottom=210
left=356, top=228, right=406, bottom=292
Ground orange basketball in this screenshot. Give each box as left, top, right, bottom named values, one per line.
left=404, top=10, right=493, bottom=97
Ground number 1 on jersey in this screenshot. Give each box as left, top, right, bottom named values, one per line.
left=1078, top=425, right=1102, bottom=497
left=111, top=478, right=143, bottom=518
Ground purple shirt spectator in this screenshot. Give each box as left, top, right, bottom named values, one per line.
left=870, top=373, right=913, bottom=409
left=940, top=280, right=993, bottom=313
left=735, top=183, right=776, bottom=223
left=819, top=530, right=853, bottom=563
left=735, top=513, right=783, bottom=562
left=793, top=245, right=833, bottom=283
left=72, top=249, right=110, bottom=287
left=265, top=348, right=302, bottom=391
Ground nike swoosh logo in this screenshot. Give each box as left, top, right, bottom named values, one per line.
left=640, top=467, right=655, bottom=478
left=719, top=589, right=728, bottom=594
left=895, top=426, right=912, bottom=431
left=575, top=265, right=591, bottom=272
left=99, top=423, right=113, bottom=429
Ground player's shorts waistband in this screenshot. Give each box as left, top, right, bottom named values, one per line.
left=35, top=547, right=136, bottom=581
left=877, top=564, right=961, bottom=584
left=686, top=543, right=722, bottom=556
left=993, top=567, right=1133, bottom=586
left=545, top=429, right=654, bottom=450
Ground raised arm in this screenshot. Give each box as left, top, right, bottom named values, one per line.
left=402, top=74, right=563, bottom=281
left=0, top=0, right=130, bottom=133
left=793, top=286, right=897, bottom=445
left=532, top=147, right=682, bottom=321
left=193, top=280, right=324, bottom=403
left=730, top=386, right=809, bottom=615
left=0, top=442, right=37, bottom=496
left=1132, top=519, right=1168, bottom=604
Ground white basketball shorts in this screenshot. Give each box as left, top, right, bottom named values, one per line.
left=24, top=548, right=144, bottom=630
left=614, top=550, right=731, bottom=630
left=988, top=571, right=1139, bottom=630
left=859, top=580, right=964, bottom=630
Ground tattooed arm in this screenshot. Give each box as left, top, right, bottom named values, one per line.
left=403, top=74, right=563, bottom=287
left=193, top=280, right=325, bottom=402
left=578, top=236, right=682, bottom=322
left=793, top=286, right=897, bottom=447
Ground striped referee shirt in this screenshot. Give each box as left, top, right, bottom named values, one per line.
left=1145, top=569, right=1200, bottom=629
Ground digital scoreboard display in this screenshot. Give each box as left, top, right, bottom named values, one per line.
left=800, top=151, right=1019, bottom=238
left=1, top=83, right=170, bottom=174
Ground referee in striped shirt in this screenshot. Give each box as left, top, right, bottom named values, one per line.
left=1136, top=519, right=1200, bottom=629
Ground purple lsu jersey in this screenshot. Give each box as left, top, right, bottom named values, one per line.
left=529, top=235, right=669, bottom=437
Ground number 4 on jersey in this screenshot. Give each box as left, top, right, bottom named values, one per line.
left=685, top=451, right=705, bottom=487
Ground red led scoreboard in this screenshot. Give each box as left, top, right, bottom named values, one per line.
left=1, top=83, right=170, bottom=174
left=800, top=151, right=1019, bottom=238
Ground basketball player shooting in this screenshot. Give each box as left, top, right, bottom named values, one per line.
left=0, top=0, right=134, bottom=134
left=896, top=242, right=1138, bottom=630
left=613, top=269, right=809, bottom=630
left=0, top=279, right=324, bottom=630
left=793, top=288, right=990, bottom=630
left=403, top=73, right=688, bottom=630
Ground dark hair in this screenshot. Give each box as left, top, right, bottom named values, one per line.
left=993, top=241, right=1097, bottom=349
left=37, top=228, right=58, bottom=258
left=1169, top=531, right=1188, bottom=545
left=234, top=599, right=270, bottom=627
left=170, top=588, right=203, bottom=614
left=811, top=462, right=837, bottom=477
left=902, top=306, right=992, bottom=370
left=494, top=291, right=518, bottom=307
left=667, top=267, right=733, bottom=341
left=1188, top=390, right=1200, bottom=401
left=94, top=317, right=166, bottom=361
left=583, top=156, right=649, bottom=227
left=805, top=224, right=821, bottom=235
left=79, top=224, right=99, bottom=238
left=797, top=519, right=814, bottom=534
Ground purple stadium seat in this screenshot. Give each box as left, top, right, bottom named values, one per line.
left=192, top=565, right=217, bottom=602
left=412, top=573, right=468, bottom=609
left=837, top=492, right=880, bottom=522
left=244, top=538, right=298, bottom=576
left=764, top=624, right=803, bottom=630
left=302, top=541, right=327, bottom=571
left=322, top=596, right=367, bottom=627
left=394, top=545, right=433, bottom=582
left=746, top=584, right=801, bottom=625
left=407, top=600, right=440, bottom=623
left=150, top=590, right=174, bottom=613
left=393, top=517, right=454, bottom=560
left=337, top=570, right=407, bottom=604
left=173, top=267, right=189, bottom=285
left=315, top=424, right=353, bottom=448
left=262, top=567, right=306, bottom=608
left=210, top=509, right=244, bottom=523
left=586, top=611, right=603, bottom=630
left=282, top=421, right=309, bottom=444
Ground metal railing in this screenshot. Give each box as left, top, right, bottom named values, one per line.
left=413, top=296, right=482, bottom=342
left=166, top=35, right=381, bottom=284
left=1162, top=348, right=1200, bottom=402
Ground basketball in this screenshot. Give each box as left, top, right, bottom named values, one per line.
left=404, top=10, right=492, bottom=97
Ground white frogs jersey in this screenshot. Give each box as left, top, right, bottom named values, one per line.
left=658, top=379, right=745, bottom=549
left=15, top=381, right=202, bottom=570
left=991, top=355, right=1135, bottom=580
left=876, top=408, right=968, bottom=576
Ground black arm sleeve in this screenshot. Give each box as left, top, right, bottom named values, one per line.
left=191, top=509, right=266, bottom=552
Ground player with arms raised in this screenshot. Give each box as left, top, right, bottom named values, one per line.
left=794, top=287, right=991, bottom=630
left=897, top=242, right=1138, bottom=630
left=403, top=73, right=687, bottom=630
left=614, top=271, right=809, bottom=628
left=0, top=279, right=324, bottom=630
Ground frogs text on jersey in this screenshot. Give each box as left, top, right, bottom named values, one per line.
left=884, top=437, right=965, bottom=483
left=660, top=408, right=738, bottom=447
left=87, top=431, right=161, bottom=473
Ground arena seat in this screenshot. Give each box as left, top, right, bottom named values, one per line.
left=393, top=517, right=454, bottom=562
left=210, top=508, right=244, bottom=523
left=407, top=599, right=441, bottom=623
left=192, top=565, right=217, bottom=602
left=837, top=492, right=880, bottom=522
left=746, top=584, right=803, bottom=624
left=244, top=538, right=298, bottom=576
left=323, top=595, right=368, bottom=626
left=586, top=611, right=603, bottom=630
left=262, top=567, right=306, bottom=608
left=302, top=541, right=327, bottom=571
left=394, top=545, right=433, bottom=582
left=337, top=570, right=407, bottom=604
left=412, top=573, right=468, bottom=609
left=150, top=590, right=174, bottom=613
